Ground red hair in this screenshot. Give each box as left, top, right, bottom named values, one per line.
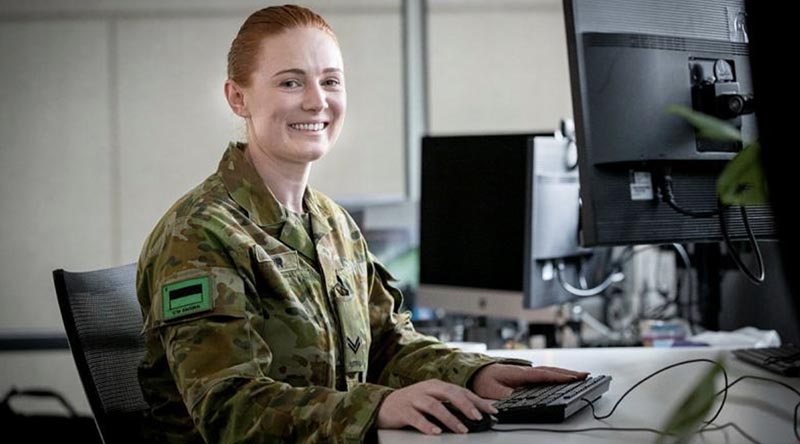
left=227, top=4, right=337, bottom=87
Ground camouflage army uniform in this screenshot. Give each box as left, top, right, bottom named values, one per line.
left=137, top=142, right=523, bottom=443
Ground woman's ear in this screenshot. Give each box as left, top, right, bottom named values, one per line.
left=224, top=80, right=250, bottom=117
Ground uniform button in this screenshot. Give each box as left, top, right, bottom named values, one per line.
left=334, top=282, right=350, bottom=296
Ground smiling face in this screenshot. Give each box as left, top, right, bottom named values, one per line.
left=229, top=26, right=346, bottom=167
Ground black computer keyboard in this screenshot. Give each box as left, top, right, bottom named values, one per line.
left=733, top=344, right=800, bottom=377
left=493, top=375, right=612, bottom=423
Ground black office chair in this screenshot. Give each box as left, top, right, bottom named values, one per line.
left=53, top=263, right=148, bottom=444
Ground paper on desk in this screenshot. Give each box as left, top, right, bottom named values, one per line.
left=688, top=326, right=781, bottom=348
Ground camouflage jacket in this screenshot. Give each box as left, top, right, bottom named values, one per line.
left=136, top=142, right=511, bottom=443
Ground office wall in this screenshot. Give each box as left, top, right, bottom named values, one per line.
left=428, top=0, right=570, bottom=134
left=0, top=20, right=115, bottom=331
left=0, top=21, right=114, bottom=414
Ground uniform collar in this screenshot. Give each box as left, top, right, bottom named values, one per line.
left=218, top=142, right=332, bottom=257
left=218, top=142, right=283, bottom=227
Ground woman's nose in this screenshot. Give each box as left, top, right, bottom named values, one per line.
left=302, top=83, right=327, bottom=112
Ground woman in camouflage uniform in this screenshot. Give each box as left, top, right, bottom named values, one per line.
left=136, top=5, right=587, bottom=443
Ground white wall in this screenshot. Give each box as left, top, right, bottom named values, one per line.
left=0, top=20, right=115, bottom=331
left=428, top=0, right=571, bottom=134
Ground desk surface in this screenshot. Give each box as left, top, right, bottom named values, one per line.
left=378, top=347, right=799, bottom=444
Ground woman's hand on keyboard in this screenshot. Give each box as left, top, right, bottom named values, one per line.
left=469, top=364, right=590, bottom=399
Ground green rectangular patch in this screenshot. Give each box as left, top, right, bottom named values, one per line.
left=162, top=276, right=212, bottom=321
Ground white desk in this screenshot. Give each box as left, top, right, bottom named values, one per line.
left=378, top=347, right=799, bottom=444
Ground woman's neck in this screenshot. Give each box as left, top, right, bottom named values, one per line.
left=245, top=144, right=310, bottom=214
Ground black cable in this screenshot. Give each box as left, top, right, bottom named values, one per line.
left=579, top=364, right=800, bottom=442
left=665, top=197, right=721, bottom=218
left=701, top=422, right=762, bottom=444
left=717, top=199, right=765, bottom=285
left=660, top=172, right=721, bottom=218
left=580, top=358, right=728, bottom=424
left=718, top=374, right=800, bottom=401
left=658, top=168, right=765, bottom=285
left=713, top=375, right=800, bottom=441
left=662, top=168, right=765, bottom=284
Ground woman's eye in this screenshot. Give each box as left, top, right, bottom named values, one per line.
left=323, top=78, right=342, bottom=87
left=281, top=80, right=300, bottom=88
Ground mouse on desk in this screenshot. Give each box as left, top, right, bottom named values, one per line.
left=423, top=401, right=496, bottom=433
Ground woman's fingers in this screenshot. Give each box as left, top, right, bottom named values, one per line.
left=533, top=365, right=590, bottom=378
left=414, top=397, right=468, bottom=434
left=405, top=408, right=443, bottom=435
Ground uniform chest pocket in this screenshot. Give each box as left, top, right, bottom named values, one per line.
left=251, top=248, right=326, bottom=323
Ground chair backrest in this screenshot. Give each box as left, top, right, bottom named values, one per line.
left=53, top=263, right=148, bottom=444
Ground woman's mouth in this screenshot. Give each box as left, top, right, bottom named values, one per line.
left=288, top=122, right=328, bottom=132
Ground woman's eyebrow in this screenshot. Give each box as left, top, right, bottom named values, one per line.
left=272, top=68, right=305, bottom=78
left=272, top=67, right=343, bottom=78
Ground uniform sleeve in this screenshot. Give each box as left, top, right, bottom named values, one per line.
left=141, top=216, right=393, bottom=444
left=364, top=252, right=530, bottom=389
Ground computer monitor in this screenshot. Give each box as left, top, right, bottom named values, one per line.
left=563, top=0, right=778, bottom=247
left=417, top=134, right=597, bottom=316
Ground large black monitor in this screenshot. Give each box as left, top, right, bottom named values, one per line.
left=417, top=134, right=597, bottom=314
left=564, top=0, right=777, bottom=246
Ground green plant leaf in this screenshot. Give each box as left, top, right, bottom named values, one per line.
left=668, top=105, right=768, bottom=205
left=717, top=143, right=769, bottom=205
left=657, top=360, right=723, bottom=444
left=667, top=105, right=742, bottom=142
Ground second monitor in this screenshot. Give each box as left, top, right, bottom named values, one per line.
left=418, top=133, right=601, bottom=313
